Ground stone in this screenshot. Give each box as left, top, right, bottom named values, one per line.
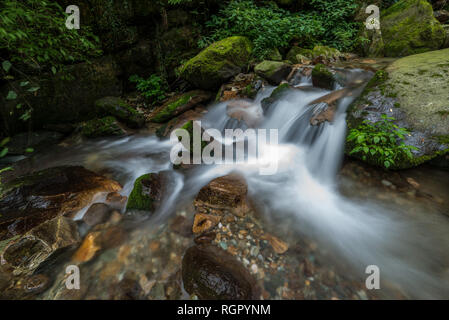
left=434, top=10, right=449, bottom=23
left=182, top=245, right=259, bottom=299
left=194, top=174, right=251, bottom=217
left=80, top=116, right=126, bottom=138
left=382, top=0, right=445, bottom=57
left=312, top=64, right=335, bottom=90
left=1, top=216, right=80, bottom=275
left=254, top=61, right=293, bottom=85
left=95, top=96, right=145, bottom=129
left=82, top=203, right=112, bottom=227
left=261, top=233, right=289, bottom=254
left=180, top=36, right=253, bottom=90
left=0, top=166, right=121, bottom=240
left=105, top=192, right=128, bottom=211
left=149, top=90, right=212, bottom=123
left=126, top=172, right=167, bottom=212
left=23, top=274, right=51, bottom=295
left=192, top=214, right=221, bottom=234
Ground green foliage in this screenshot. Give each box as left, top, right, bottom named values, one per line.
left=0, top=138, right=13, bottom=187
left=0, top=0, right=101, bottom=71
left=199, top=0, right=324, bottom=59
left=347, top=114, right=418, bottom=169
left=129, top=74, right=168, bottom=106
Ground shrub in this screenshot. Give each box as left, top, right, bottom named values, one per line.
left=347, top=114, right=418, bottom=169
left=129, top=74, right=168, bottom=106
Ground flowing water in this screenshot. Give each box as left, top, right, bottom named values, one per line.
left=12, top=69, right=449, bottom=299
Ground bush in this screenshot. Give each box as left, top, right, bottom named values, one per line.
left=347, top=114, right=418, bottom=169
left=199, top=0, right=324, bottom=59
left=129, top=74, right=168, bottom=106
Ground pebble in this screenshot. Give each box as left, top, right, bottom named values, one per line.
left=219, top=241, right=228, bottom=250
left=250, top=264, right=258, bottom=274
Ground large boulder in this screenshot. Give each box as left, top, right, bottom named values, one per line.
left=0, top=166, right=122, bottom=240
left=382, top=0, right=445, bottom=57
left=182, top=245, right=259, bottom=299
left=79, top=116, right=126, bottom=138
left=346, top=49, right=449, bottom=169
left=254, top=61, right=292, bottom=85
left=179, top=36, right=253, bottom=90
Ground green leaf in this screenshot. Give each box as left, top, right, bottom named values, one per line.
left=20, top=81, right=29, bottom=87
left=373, top=136, right=380, bottom=144
left=2, top=60, right=12, bottom=73
left=51, top=66, right=56, bottom=74
left=6, top=90, right=17, bottom=100
left=25, top=147, right=34, bottom=153
left=27, top=87, right=40, bottom=92
left=0, top=147, right=8, bottom=158
left=384, top=161, right=390, bottom=169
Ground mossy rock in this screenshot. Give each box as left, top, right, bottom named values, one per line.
left=382, top=0, right=445, bottom=57
left=80, top=116, right=126, bottom=138
left=286, top=46, right=313, bottom=63
left=150, top=90, right=212, bottom=123
left=126, top=173, right=165, bottom=212
left=95, top=96, right=144, bottom=128
left=312, top=64, right=335, bottom=90
left=179, top=36, right=253, bottom=90
left=266, top=48, right=283, bottom=61
left=261, top=83, right=292, bottom=112
left=311, top=46, right=342, bottom=60
left=254, top=60, right=292, bottom=85
left=346, top=50, right=449, bottom=169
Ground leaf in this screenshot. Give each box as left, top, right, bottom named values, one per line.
left=25, top=148, right=34, bottom=153
left=51, top=66, right=56, bottom=74
left=373, top=136, right=380, bottom=144
left=20, top=81, right=29, bottom=87
left=384, top=161, right=390, bottom=169
left=0, top=147, right=8, bottom=158
left=6, top=90, right=17, bottom=100
left=2, top=60, right=12, bottom=73
left=27, top=87, right=40, bottom=92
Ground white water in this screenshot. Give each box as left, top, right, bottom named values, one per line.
left=40, top=69, right=448, bottom=298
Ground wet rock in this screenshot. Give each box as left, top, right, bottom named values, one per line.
left=126, top=172, right=167, bottom=212
left=155, top=108, right=205, bottom=138
left=434, top=10, right=449, bottom=23
left=254, top=60, right=293, bottom=85
left=260, top=83, right=293, bottom=112
left=95, top=96, right=145, bottom=129
left=23, top=274, right=51, bottom=294
left=180, top=36, right=253, bottom=90
left=149, top=90, right=212, bottom=123
left=6, top=131, right=64, bottom=155
left=79, top=116, right=126, bottom=138
left=194, top=232, right=216, bottom=245
left=105, top=192, right=128, bottom=211
left=110, top=273, right=143, bottom=300
left=1, top=216, right=80, bottom=275
left=309, top=102, right=337, bottom=126
left=0, top=166, right=122, bottom=240
left=192, top=214, right=221, bottom=234
left=261, top=233, right=289, bottom=254
left=182, top=245, right=259, bottom=299
left=169, top=215, right=193, bottom=238
left=194, top=174, right=251, bottom=217
left=312, top=64, right=335, bottom=90
left=82, top=203, right=112, bottom=227
left=226, top=101, right=263, bottom=128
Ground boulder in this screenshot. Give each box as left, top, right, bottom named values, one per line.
left=254, top=61, right=293, bottom=85
left=346, top=49, right=449, bottom=169
left=79, top=116, right=126, bottom=138
left=180, top=36, right=253, bottom=90
left=382, top=0, right=445, bottom=57
left=312, top=64, right=336, bottom=90
left=149, top=90, right=212, bottom=123
left=95, top=97, right=145, bottom=128
left=434, top=10, right=449, bottom=23
left=0, top=166, right=122, bottom=240
left=126, top=172, right=167, bottom=212
left=286, top=46, right=313, bottom=63
left=0, top=216, right=80, bottom=275
left=182, top=245, right=259, bottom=299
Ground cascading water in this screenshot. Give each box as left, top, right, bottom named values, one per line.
left=31, top=68, right=449, bottom=299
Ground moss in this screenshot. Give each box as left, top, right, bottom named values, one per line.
left=312, top=64, right=335, bottom=90
left=260, top=83, right=291, bottom=111
left=80, top=117, right=125, bottom=138
left=126, top=174, right=154, bottom=211
left=94, top=97, right=144, bottom=128
left=286, top=46, right=313, bottom=63
left=180, top=36, right=253, bottom=90
left=151, top=92, right=196, bottom=123
left=382, top=0, right=445, bottom=57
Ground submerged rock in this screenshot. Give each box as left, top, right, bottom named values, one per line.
left=182, top=245, right=259, bottom=299
left=347, top=49, right=449, bottom=169
left=0, top=166, right=122, bottom=241
left=180, top=36, right=253, bottom=90
left=254, top=61, right=292, bottom=85
left=149, top=90, right=211, bottom=123
left=312, top=64, right=335, bottom=90
left=382, top=0, right=445, bottom=57
left=126, top=172, right=167, bottom=212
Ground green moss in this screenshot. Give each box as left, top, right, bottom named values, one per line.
left=180, top=36, right=253, bottom=90
left=312, top=64, right=335, bottom=90
left=80, top=117, right=125, bottom=138
left=151, top=92, right=196, bottom=123
left=94, top=97, right=144, bottom=128
left=126, top=174, right=154, bottom=211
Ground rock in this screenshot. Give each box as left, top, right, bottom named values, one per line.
left=311, top=46, right=343, bottom=63
left=266, top=48, right=283, bottom=61
left=434, top=10, right=449, bottom=23
left=226, top=101, right=263, bottom=128
left=194, top=174, right=251, bottom=217
left=443, top=24, right=449, bottom=48
left=126, top=172, right=166, bottom=212
left=382, top=0, right=445, bottom=57
left=356, top=27, right=385, bottom=57
left=71, top=232, right=101, bottom=263
left=309, top=102, right=337, bottom=126
left=95, top=96, right=145, bottom=129
left=254, top=61, right=293, bottom=85
left=192, top=213, right=221, bottom=234
left=82, top=203, right=112, bottom=227
left=0, top=166, right=122, bottom=240
left=286, top=46, right=313, bottom=63
left=261, top=234, right=289, bottom=254
left=170, top=215, right=193, bottom=238
left=105, top=192, right=127, bottom=211
left=182, top=245, right=259, bottom=299
left=149, top=90, right=212, bottom=123
left=346, top=50, right=449, bottom=169
left=23, top=274, right=51, bottom=295
left=6, top=131, right=64, bottom=155
left=80, top=116, right=126, bottom=138
left=110, top=272, right=143, bottom=300
left=194, top=232, right=216, bottom=245
left=260, top=83, right=293, bottom=112
left=180, top=36, right=253, bottom=90
left=155, top=108, right=205, bottom=138
left=1, top=216, right=80, bottom=275
left=312, top=64, right=335, bottom=90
